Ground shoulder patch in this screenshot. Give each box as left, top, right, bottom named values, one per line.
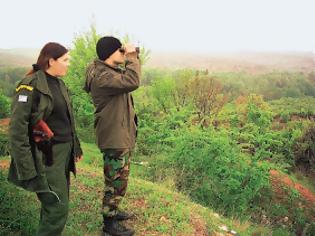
left=16, top=85, right=33, bottom=92
left=18, top=95, right=28, bottom=102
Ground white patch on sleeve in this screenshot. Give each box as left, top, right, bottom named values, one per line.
left=18, top=95, right=28, bottom=102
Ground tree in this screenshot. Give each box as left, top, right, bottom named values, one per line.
left=151, top=76, right=176, bottom=113
left=189, top=74, right=228, bottom=127
left=63, top=25, right=151, bottom=141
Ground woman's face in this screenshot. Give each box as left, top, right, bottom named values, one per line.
left=48, top=52, right=70, bottom=77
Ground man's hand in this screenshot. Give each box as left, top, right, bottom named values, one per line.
left=75, top=155, right=83, bottom=162
left=125, top=44, right=138, bottom=59
left=125, top=44, right=137, bottom=54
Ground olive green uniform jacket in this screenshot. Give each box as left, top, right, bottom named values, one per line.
left=8, top=70, right=82, bottom=197
left=84, top=56, right=140, bottom=151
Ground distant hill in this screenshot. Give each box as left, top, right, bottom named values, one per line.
left=145, top=51, right=315, bottom=73
left=0, top=48, right=38, bottom=68
left=0, top=48, right=314, bottom=73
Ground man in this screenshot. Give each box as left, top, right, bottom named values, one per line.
left=84, top=36, right=140, bottom=236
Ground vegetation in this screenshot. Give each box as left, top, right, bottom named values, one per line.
left=0, top=26, right=315, bottom=235
left=0, top=148, right=273, bottom=236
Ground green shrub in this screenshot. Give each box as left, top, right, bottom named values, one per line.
left=0, top=94, right=10, bottom=119
left=171, top=127, right=270, bottom=218
left=136, top=107, right=193, bottom=156
left=293, top=124, right=315, bottom=171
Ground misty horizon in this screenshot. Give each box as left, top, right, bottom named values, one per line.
left=1, top=0, right=314, bottom=53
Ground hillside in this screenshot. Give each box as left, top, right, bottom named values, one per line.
left=0, top=48, right=38, bottom=67
left=0, top=143, right=273, bottom=236
left=1, top=141, right=315, bottom=235
left=1, top=44, right=315, bottom=235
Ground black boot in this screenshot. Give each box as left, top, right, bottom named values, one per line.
left=103, top=216, right=134, bottom=236
left=115, top=210, right=134, bottom=221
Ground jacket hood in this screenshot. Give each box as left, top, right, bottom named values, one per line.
left=84, top=60, right=98, bottom=93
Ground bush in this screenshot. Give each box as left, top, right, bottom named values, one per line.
left=293, top=124, right=315, bottom=171
left=171, top=127, right=270, bottom=218
left=136, top=107, right=193, bottom=156
left=0, top=94, right=10, bottom=119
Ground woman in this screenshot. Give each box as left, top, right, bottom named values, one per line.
left=8, top=42, right=83, bottom=236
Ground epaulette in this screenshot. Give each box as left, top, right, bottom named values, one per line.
left=16, top=85, right=34, bottom=92
left=15, top=75, right=37, bottom=93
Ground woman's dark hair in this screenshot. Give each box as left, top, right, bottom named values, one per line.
left=26, top=42, right=68, bottom=76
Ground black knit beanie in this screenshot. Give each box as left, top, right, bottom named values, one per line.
left=96, top=36, right=122, bottom=61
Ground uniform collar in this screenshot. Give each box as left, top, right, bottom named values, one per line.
left=34, top=70, right=53, bottom=98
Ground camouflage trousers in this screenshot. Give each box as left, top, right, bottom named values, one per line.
left=102, top=149, right=131, bottom=217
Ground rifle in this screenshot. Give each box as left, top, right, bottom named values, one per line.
left=32, top=120, right=54, bottom=166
